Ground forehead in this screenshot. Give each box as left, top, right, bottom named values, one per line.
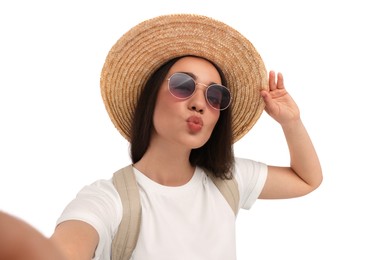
left=168, top=56, right=221, bottom=83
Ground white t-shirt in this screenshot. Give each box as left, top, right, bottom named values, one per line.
left=57, top=157, right=267, bottom=260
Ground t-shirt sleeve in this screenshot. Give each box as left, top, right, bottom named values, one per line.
left=56, top=179, right=122, bottom=259
left=233, top=157, right=268, bottom=210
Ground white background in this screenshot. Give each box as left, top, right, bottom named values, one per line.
left=1, top=0, right=389, bottom=259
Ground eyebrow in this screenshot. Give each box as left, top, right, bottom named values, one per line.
left=180, top=71, right=197, bottom=79
left=178, top=71, right=218, bottom=85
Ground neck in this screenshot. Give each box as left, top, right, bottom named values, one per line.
left=133, top=138, right=195, bottom=186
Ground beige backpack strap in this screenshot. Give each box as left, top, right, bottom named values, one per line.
left=206, top=170, right=240, bottom=216
left=111, top=165, right=141, bottom=260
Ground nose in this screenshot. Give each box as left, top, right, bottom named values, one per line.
left=188, top=85, right=207, bottom=113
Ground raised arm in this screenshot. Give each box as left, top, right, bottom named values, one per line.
left=259, top=71, right=323, bottom=199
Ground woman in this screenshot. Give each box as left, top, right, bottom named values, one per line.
left=1, top=14, right=322, bottom=260
left=50, top=14, right=322, bottom=259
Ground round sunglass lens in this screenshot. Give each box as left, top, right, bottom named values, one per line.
left=207, top=85, right=231, bottom=110
left=169, top=73, right=195, bottom=99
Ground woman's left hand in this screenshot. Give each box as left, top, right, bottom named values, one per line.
left=260, top=71, right=300, bottom=126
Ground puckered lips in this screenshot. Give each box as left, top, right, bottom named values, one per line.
left=186, top=116, right=203, bottom=133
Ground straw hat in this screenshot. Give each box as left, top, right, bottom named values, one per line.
left=101, top=14, right=268, bottom=143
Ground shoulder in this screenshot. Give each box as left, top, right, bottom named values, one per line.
left=233, top=157, right=268, bottom=177
left=75, top=179, right=122, bottom=211
left=57, top=178, right=123, bottom=259
left=57, top=178, right=122, bottom=239
left=59, top=177, right=122, bottom=222
left=232, top=157, right=268, bottom=209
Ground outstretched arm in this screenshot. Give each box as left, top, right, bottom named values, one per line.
left=0, top=211, right=98, bottom=260
left=259, top=71, right=323, bottom=199
left=0, top=211, right=66, bottom=260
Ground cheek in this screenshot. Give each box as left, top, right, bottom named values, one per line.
left=153, top=91, right=181, bottom=128
left=204, top=111, right=220, bottom=134
left=210, top=110, right=220, bottom=125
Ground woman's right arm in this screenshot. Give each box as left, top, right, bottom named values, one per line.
left=50, top=220, right=99, bottom=260
left=0, top=211, right=67, bottom=260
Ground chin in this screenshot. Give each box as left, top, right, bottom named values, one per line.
left=190, top=143, right=205, bottom=149
left=187, top=136, right=210, bottom=149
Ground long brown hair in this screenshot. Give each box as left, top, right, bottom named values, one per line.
left=130, top=56, right=234, bottom=179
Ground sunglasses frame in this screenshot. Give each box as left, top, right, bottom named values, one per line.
left=167, top=72, right=232, bottom=111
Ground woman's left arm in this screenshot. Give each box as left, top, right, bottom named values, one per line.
left=258, top=71, right=323, bottom=199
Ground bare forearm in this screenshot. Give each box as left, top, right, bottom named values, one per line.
left=282, top=119, right=323, bottom=188
left=0, top=211, right=66, bottom=260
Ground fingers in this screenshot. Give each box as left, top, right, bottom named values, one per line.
left=260, top=90, right=277, bottom=114
left=277, top=72, right=284, bottom=89
left=260, top=90, right=269, bottom=101
left=268, top=71, right=285, bottom=91
left=260, top=90, right=273, bottom=106
left=269, top=70, right=276, bottom=91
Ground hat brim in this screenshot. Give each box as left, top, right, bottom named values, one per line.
left=101, top=14, right=268, bottom=143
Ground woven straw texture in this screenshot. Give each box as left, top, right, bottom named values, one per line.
left=101, top=14, right=268, bottom=143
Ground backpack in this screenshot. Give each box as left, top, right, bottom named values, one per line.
left=111, top=164, right=239, bottom=260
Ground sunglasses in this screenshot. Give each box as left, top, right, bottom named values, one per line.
left=167, top=72, right=232, bottom=110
